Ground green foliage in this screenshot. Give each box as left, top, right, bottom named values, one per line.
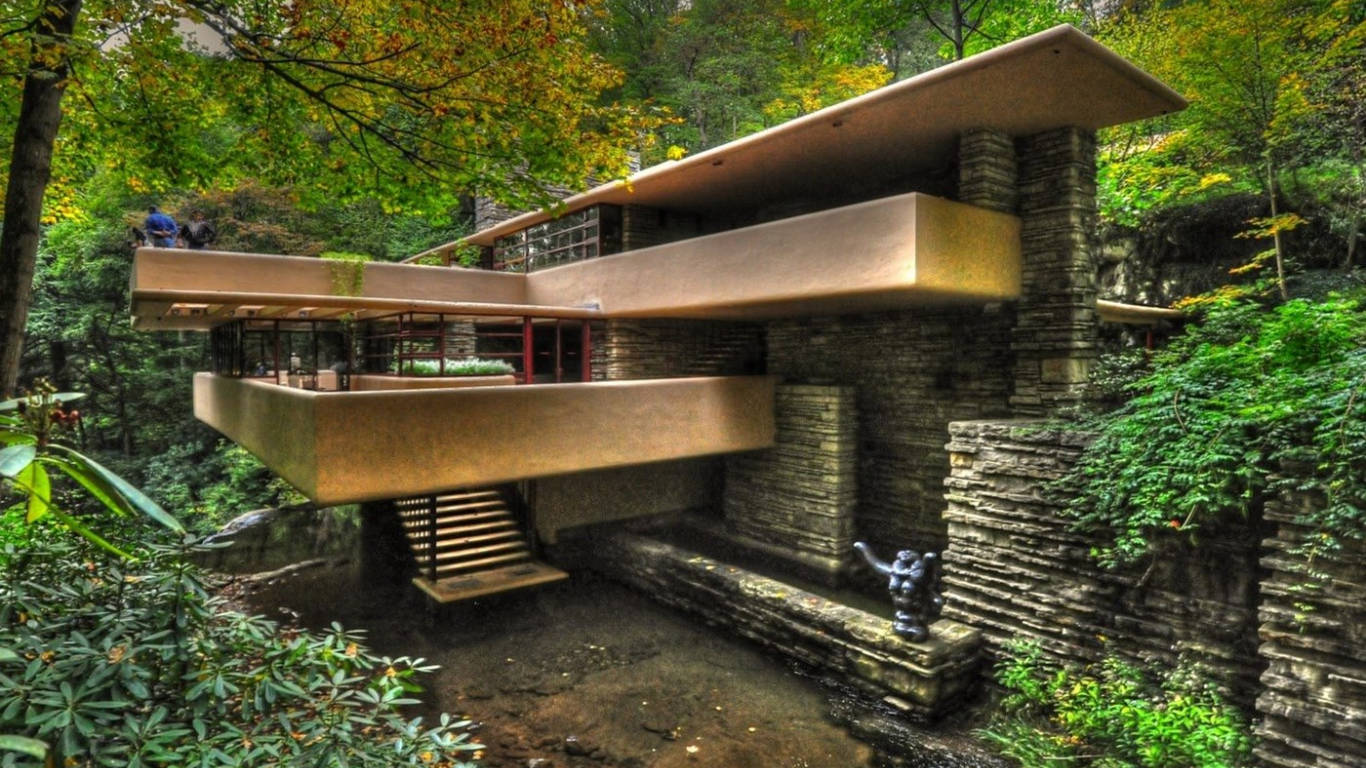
left=7, top=0, right=659, bottom=218
left=22, top=184, right=462, bottom=532
left=1, top=382, right=183, bottom=558
left=321, top=252, right=372, bottom=297
left=138, top=442, right=307, bottom=535
left=1062, top=296, right=1366, bottom=567
left=448, top=244, right=484, bottom=269
left=1095, top=0, right=1365, bottom=244
left=981, top=641, right=1252, bottom=768
left=588, top=0, right=898, bottom=160
left=0, top=535, right=481, bottom=768
left=392, top=358, right=515, bottom=377
left=1080, top=348, right=1152, bottom=411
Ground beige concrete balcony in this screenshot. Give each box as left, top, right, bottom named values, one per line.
left=527, top=192, right=1020, bottom=319
left=130, top=248, right=580, bottom=330
left=193, top=373, right=776, bottom=505
left=131, top=192, right=1019, bottom=328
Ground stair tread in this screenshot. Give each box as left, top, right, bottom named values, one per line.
left=431, top=551, right=532, bottom=573
left=415, top=540, right=529, bottom=562
left=427, top=509, right=515, bottom=524
left=433, top=530, right=522, bottom=548
left=433, top=520, right=519, bottom=537
left=404, top=517, right=517, bottom=533
left=406, top=529, right=522, bottom=555
left=434, top=499, right=506, bottom=511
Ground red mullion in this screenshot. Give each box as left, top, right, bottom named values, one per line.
left=521, top=317, right=534, bottom=384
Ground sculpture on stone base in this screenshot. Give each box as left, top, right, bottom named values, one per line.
left=853, top=542, right=944, bottom=642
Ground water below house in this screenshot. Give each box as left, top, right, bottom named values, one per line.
left=212, top=509, right=1002, bottom=768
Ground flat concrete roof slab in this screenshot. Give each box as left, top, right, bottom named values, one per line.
left=455, top=25, right=1185, bottom=248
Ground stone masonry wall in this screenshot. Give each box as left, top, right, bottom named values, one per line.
left=621, top=205, right=703, bottom=251
left=1256, top=488, right=1366, bottom=768
left=958, top=129, right=1017, bottom=214
left=587, top=531, right=983, bottom=722
left=446, top=319, right=477, bottom=358
left=594, top=319, right=764, bottom=381
left=941, top=419, right=1265, bottom=706
left=474, top=196, right=518, bottom=233
left=724, top=385, right=858, bottom=575
left=1011, top=128, right=1100, bottom=415
left=766, top=306, right=1015, bottom=554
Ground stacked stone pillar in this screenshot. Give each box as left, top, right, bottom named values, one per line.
left=724, top=384, right=858, bottom=582
left=1010, top=127, right=1100, bottom=415
left=957, top=128, right=1018, bottom=214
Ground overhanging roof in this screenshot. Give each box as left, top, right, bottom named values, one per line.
left=442, top=24, right=1184, bottom=252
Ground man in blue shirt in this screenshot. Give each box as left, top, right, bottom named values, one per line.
left=144, top=206, right=178, bottom=247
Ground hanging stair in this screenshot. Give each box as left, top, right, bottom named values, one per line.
left=396, top=487, right=568, bottom=603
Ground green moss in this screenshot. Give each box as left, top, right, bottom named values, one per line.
left=320, top=251, right=371, bottom=296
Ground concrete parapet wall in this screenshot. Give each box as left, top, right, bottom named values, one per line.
left=589, top=532, right=982, bottom=721
left=194, top=373, right=775, bottom=505
left=349, top=374, right=515, bottom=391
left=941, top=419, right=1264, bottom=705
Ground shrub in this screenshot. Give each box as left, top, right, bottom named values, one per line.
left=980, top=641, right=1252, bottom=768
left=391, top=358, right=514, bottom=377
left=1062, top=295, right=1366, bottom=567
left=0, top=535, right=481, bottom=768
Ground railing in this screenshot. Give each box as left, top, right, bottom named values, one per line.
left=210, top=313, right=593, bottom=388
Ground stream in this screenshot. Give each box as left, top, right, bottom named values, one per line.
left=209, top=507, right=1004, bottom=768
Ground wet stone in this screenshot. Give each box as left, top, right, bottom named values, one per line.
left=640, top=718, right=674, bottom=735
left=563, top=736, right=596, bottom=756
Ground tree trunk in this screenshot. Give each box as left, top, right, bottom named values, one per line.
left=952, top=0, right=965, bottom=60
left=49, top=340, right=68, bottom=390
left=1346, top=217, right=1359, bottom=270
left=1267, top=158, right=1289, bottom=301
left=0, top=0, right=83, bottom=397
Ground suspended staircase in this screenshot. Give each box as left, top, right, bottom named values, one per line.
left=395, top=487, right=568, bottom=603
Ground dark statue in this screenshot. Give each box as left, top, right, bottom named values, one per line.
left=853, top=542, right=944, bottom=642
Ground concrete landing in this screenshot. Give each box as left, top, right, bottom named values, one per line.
left=412, top=561, right=568, bottom=604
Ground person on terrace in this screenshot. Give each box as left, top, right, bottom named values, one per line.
left=182, top=210, right=217, bottom=250
left=143, top=205, right=178, bottom=248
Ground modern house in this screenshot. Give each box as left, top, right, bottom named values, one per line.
left=130, top=25, right=1185, bottom=604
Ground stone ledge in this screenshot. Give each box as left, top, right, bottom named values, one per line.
left=587, top=531, right=982, bottom=721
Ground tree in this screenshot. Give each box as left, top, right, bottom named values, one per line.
left=0, top=0, right=655, bottom=396
left=805, top=0, right=1077, bottom=74
left=1099, top=0, right=1366, bottom=295
left=588, top=0, right=897, bottom=160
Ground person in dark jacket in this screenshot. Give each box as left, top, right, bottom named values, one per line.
left=182, top=210, right=217, bottom=250
left=143, top=206, right=178, bottom=247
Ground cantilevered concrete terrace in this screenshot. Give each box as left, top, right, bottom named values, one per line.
left=131, top=193, right=1021, bottom=328
left=194, top=373, right=775, bottom=505
left=130, top=24, right=1187, bottom=507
